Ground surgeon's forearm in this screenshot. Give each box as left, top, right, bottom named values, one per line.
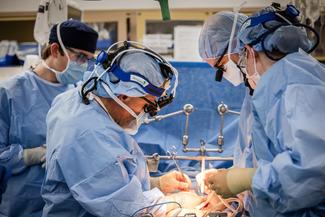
left=150, top=176, right=161, bottom=189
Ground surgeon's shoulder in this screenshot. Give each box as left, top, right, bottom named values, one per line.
left=79, top=116, right=134, bottom=149
left=51, top=87, right=79, bottom=107
left=55, top=118, right=123, bottom=157
left=0, top=71, right=31, bottom=95
left=283, top=52, right=325, bottom=86
left=46, top=88, right=84, bottom=130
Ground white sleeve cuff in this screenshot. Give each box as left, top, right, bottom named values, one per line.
left=143, top=187, right=167, bottom=216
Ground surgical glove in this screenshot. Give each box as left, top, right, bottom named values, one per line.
left=205, top=168, right=256, bottom=198
left=23, top=146, right=46, bottom=167
left=164, top=191, right=204, bottom=213
left=151, top=171, right=192, bottom=193
left=196, top=168, right=218, bottom=194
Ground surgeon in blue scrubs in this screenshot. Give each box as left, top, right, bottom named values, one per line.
left=42, top=45, right=198, bottom=217
left=199, top=11, right=254, bottom=167
left=199, top=11, right=247, bottom=87
left=0, top=20, right=98, bottom=217
left=203, top=4, right=325, bottom=217
left=198, top=10, right=256, bottom=212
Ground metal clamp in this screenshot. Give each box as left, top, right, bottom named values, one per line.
left=216, top=102, right=240, bottom=152
left=143, top=104, right=194, bottom=147
left=146, top=153, right=160, bottom=172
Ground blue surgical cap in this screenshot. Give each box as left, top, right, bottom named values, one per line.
left=198, top=11, right=248, bottom=59
left=95, top=52, right=165, bottom=98
left=50, top=20, right=98, bottom=53
left=238, top=6, right=312, bottom=53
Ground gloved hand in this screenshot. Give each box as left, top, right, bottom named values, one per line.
left=196, top=168, right=218, bottom=194
left=151, top=170, right=192, bottom=193
left=23, top=146, right=46, bottom=168
left=204, top=168, right=256, bottom=198
left=164, top=191, right=204, bottom=213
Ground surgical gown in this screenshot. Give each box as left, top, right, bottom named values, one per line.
left=233, top=90, right=255, bottom=168
left=233, top=90, right=257, bottom=211
left=249, top=52, right=325, bottom=216
left=0, top=165, right=10, bottom=203
left=0, top=71, right=70, bottom=217
left=42, top=88, right=162, bottom=217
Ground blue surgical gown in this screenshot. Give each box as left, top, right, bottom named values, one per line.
left=233, top=90, right=255, bottom=169
left=42, top=88, right=156, bottom=217
left=249, top=52, right=325, bottom=216
left=0, top=165, right=10, bottom=203
left=233, top=90, right=257, bottom=211
left=0, top=71, right=70, bottom=217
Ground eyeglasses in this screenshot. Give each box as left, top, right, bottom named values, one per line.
left=66, top=47, right=95, bottom=64
left=213, top=56, right=226, bottom=81
left=237, top=49, right=247, bottom=73
left=140, top=97, right=159, bottom=117
left=213, top=44, right=229, bottom=82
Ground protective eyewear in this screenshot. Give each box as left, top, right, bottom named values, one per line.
left=237, top=49, right=247, bottom=73
left=67, top=47, right=95, bottom=64
left=141, top=97, right=159, bottom=116
left=140, top=94, right=174, bottom=117
left=81, top=41, right=177, bottom=115
left=213, top=44, right=229, bottom=82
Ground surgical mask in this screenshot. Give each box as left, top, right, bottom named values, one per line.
left=246, top=53, right=260, bottom=89
left=223, top=59, right=243, bottom=86
left=56, top=61, right=87, bottom=84
left=42, top=60, right=87, bottom=84
left=49, top=22, right=87, bottom=84
left=100, top=81, right=148, bottom=135
left=124, top=111, right=148, bottom=135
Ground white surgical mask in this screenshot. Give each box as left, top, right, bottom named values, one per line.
left=100, top=81, right=148, bottom=135
left=223, top=59, right=243, bottom=86
left=246, top=53, right=260, bottom=89
left=124, top=111, right=148, bottom=135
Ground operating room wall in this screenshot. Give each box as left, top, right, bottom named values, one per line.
left=135, top=62, right=246, bottom=174
left=0, top=21, right=35, bottom=42
left=0, top=0, right=291, bottom=12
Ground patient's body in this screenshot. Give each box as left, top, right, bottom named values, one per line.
left=165, top=191, right=243, bottom=217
